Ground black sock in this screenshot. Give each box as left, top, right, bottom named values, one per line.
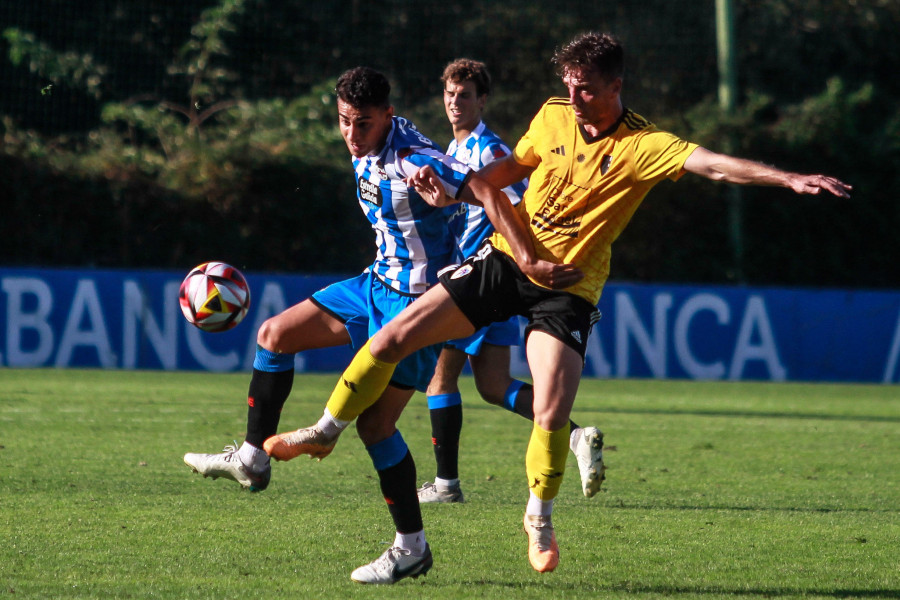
left=245, top=368, right=294, bottom=447
left=429, top=404, right=462, bottom=480
left=512, top=383, right=580, bottom=430
left=377, top=450, right=422, bottom=534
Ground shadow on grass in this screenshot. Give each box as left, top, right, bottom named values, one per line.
left=603, top=499, right=900, bottom=514
left=466, top=402, right=900, bottom=425
left=470, top=579, right=900, bottom=598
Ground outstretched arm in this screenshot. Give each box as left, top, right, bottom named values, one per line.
left=683, top=147, right=852, bottom=198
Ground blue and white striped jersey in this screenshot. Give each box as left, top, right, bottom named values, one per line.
left=353, top=116, right=472, bottom=295
left=444, top=121, right=528, bottom=260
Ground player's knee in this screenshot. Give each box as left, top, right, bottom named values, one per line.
left=369, top=327, right=412, bottom=363
left=256, top=316, right=286, bottom=350
left=473, top=377, right=508, bottom=406
left=356, top=412, right=396, bottom=446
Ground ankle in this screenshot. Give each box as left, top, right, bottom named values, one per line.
left=317, top=408, right=349, bottom=438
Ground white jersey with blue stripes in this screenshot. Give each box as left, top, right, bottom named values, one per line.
left=444, top=121, right=527, bottom=260
left=353, top=116, right=471, bottom=295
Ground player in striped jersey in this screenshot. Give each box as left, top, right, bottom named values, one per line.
left=267, top=33, right=850, bottom=578
left=418, top=59, right=604, bottom=505
left=184, top=67, right=561, bottom=584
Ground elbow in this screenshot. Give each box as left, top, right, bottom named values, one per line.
left=705, top=167, right=730, bottom=183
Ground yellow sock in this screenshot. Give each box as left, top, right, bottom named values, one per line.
left=325, top=339, right=398, bottom=422
left=525, top=422, right=571, bottom=501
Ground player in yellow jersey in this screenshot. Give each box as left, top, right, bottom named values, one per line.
left=265, top=33, right=852, bottom=579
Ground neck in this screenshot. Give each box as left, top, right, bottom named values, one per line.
left=452, top=119, right=480, bottom=144
left=581, top=102, right=624, bottom=138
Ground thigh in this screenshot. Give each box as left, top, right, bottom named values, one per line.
left=525, top=330, right=583, bottom=431
left=310, top=273, right=372, bottom=349
left=371, top=284, right=476, bottom=362
left=369, top=278, right=461, bottom=392
left=257, top=297, right=351, bottom=353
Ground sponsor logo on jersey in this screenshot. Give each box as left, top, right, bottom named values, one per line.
left=358, top=176, right=383, bottom=206
left=531, top=174, right=589, bottom=239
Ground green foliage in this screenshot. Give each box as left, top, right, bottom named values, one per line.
left=2, top=27, right=107, bottom=99
left=171, top=0, right=250, bottom=104
left=1, top=0, right=898, bottom=283
left=1, top=369, right=899, bottom=598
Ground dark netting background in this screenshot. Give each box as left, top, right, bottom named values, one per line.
left=1, top=0, right=898, bottom=287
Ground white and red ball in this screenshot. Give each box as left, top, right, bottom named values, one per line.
left=179, top=262, right=251, bottom=333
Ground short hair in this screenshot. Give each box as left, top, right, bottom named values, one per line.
left=441, top=58, right=491, bottom=97
left=552, top=32, right=624, bottom=81
left=335, top=67, right=391, bottom=109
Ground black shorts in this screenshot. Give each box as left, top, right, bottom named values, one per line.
left=438, top=241, right=601, bottom=359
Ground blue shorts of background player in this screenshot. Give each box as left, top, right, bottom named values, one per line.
left=444, top=316, right=520, bottom=357
left=312, top=271, right=443, bottom=392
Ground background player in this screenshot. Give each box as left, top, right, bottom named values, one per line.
left=418, top=58, right=604, bottom=505
left=265, top=32, right=851, bottom=578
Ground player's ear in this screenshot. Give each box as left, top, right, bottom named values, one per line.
left=608, top=77, right=623, bottom=96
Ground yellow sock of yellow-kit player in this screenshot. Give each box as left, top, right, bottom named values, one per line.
left=325, top=339, right=398, bottom=422
left=525, top=422, right=571, bottom=501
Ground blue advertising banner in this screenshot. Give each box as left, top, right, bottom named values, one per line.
left=1, top=266, right=899, bottom=384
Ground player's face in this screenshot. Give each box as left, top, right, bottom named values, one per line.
left=337, top=98, right=394, bottom=158
left=562, top=66, right=622, bottom=127
left=444, top=80, right=485, bottom=132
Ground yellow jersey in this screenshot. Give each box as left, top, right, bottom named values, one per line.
left=489, top=98, right=698, bottom=305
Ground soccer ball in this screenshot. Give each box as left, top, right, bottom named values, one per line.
left=179, top=262, right=251, bottom=333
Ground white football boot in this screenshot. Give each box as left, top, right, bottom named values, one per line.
left=183, top=444, right=270, bottom=492
left=416, top=481, right=465, bottom=504
left=350, top=545, right=433, bottom=584
left=573, top=426, right=605, bottom=498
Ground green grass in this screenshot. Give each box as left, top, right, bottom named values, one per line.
left=1, top=369, right=898, bottom=599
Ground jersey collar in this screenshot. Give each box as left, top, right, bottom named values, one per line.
left=577, top=108, right=627, bottom=144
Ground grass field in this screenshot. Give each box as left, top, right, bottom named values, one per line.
left=1, top=368, right=898, bottom=599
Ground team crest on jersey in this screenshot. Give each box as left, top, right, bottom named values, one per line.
left=450, top=264, right=473, bottom=279
left=601, top=154, right=613, bottom=175
left=358, top=176, right=382, bottom=206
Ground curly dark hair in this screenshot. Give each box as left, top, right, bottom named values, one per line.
left=335, top=67, right=391, bottom=109
left=552, top=32, right=624, bottom=81
left=441, top=58, right=491, bottom=97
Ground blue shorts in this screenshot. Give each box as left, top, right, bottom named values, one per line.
left=311, top=271, right=442, bottom=392
left=444, top=316, right=521, bottom=356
